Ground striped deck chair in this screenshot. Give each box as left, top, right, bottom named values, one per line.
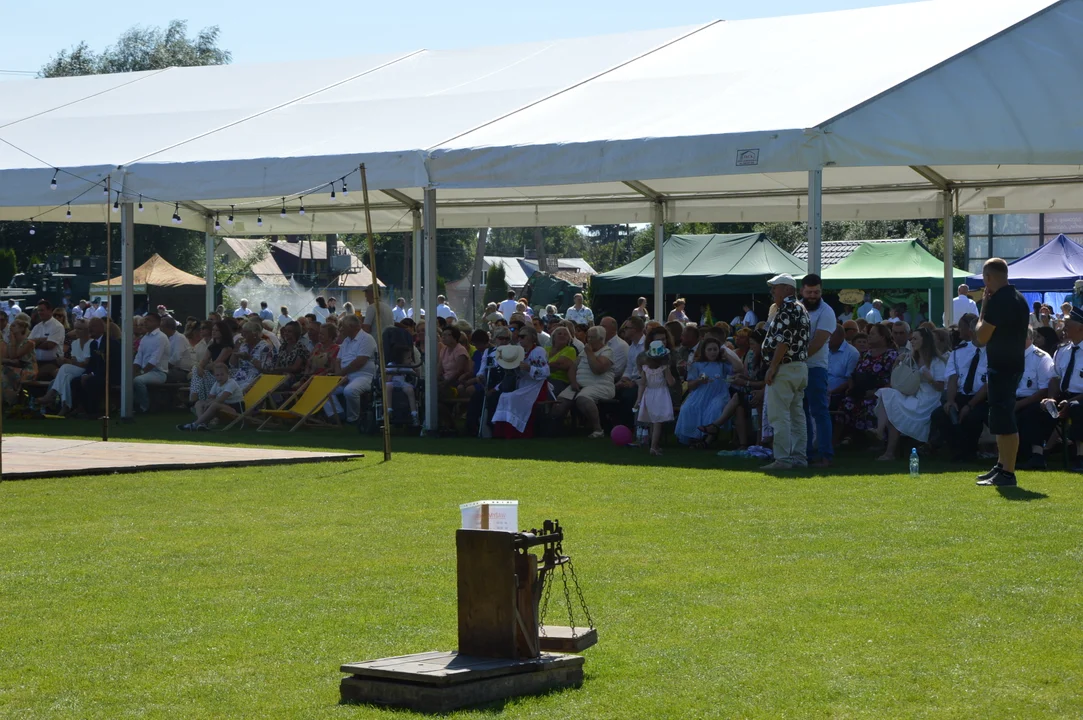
left=220, top=374, right=287, bottom=430
left=257, top=375, right=342, bottom=432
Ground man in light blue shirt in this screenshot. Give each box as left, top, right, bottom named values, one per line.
left=827, top=325, right=860, bottom=409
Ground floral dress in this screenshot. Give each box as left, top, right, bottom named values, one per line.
left=232, top=339, right=275, bottom=391
left=273, top=341, right=310, bottom=388
left=840, top=349, right=898, bottom=430
left=308, top=342, right=339, bottom=375
left=2, top=338, right=37, bottom=399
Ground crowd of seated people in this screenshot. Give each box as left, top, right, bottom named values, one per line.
left=9, top=279, right=1083, bottom=472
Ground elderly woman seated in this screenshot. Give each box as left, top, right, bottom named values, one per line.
left=550, top=326, right=615, bottom=438
left=231, top=320, right=276, bottom=391
left=38, top=318, right=93, bottom=415
left=546, top=326, right=577, bottom=396
left=491, top=325, right=551, bottom=439
left=272, top=320, right=310, bottom=389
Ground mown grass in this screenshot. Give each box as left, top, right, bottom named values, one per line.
left=1, top=416, right=1081, bottom=718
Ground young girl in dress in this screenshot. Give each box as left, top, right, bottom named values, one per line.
left=634, top=340, right=676, bottom=456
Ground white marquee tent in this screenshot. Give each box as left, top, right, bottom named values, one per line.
left=3, top=0, right=1082, bottom=428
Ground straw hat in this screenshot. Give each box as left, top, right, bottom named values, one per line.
left=647, top=340, right=669, bottom=358
left=495, top=343, right=525, bottom=370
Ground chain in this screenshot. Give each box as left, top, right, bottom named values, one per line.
left=566, top=557, right=595, bottom=630
left=538, top=565, right=553, bottom=637
left=559, top=562, right=578, bottom=638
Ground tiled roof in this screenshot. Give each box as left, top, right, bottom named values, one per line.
left=792, top=238, right=914, bottom=267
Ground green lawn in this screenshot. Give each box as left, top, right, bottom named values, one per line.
left=1, top=416, right=1081, bottom=719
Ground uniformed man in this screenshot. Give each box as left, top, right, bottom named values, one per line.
left=1012, top=328, right=1057, bottom=470
left=1044, top=306, right=1083, bottom=472
left=931, top=312, right=988, bottom=462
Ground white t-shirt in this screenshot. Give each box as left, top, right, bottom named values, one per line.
left=364, top=301, right=395, bottom=331
left=498, top=299, right=519, bottom=318
left=951, top=295, right=979, bottom=325
left=436, top=303, right=457, bottom=320
left=742, top=310, right=758, bottom=327
left=277, top=313, right=292, bottom=328
left=29, top=317, right=66, bottom=362
left=312, top=306, right=330, bottom=324
left=804, top=302, right=838, bottom=370
left=392, top=305, right=408, bottom=322
left=210, top=378, right=245, bottom=405
left=91, top=305, right=108, bottom=319
left=233, top=307, right=252, bottom=318
left=134, top=328, right=170, bottom=373
left=865, top=308, right=883, bottom=324
left=338, top=330, right=378, bottom=383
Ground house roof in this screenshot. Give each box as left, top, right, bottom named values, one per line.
left=218, top=238, right=383, bottom=288
left=792, top=238, right=914, bottom=268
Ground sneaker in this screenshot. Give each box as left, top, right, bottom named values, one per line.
left=588, top=430, right=605, bottom=439
left=761, top=460, right=794, bottom=471
left=976, top=463, right=1003, bottom=481
left=177, top=423, right=193, bottom=431
left=977, top=468, right=1017, bottom=486
left=196, top=423, right=210, bottom=431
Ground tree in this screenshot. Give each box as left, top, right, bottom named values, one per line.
left=40, top=21, right=231, bottom=77
left=214, top=240, right=269, bottom=309
left=0, top=248, right=17, bottom=286
left=484, top=265, right=508, bottom=305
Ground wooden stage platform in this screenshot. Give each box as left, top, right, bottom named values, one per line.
left=0, top=436, right=363, bottom=480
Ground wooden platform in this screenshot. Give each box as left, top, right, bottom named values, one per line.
left=340, top=650, right=584, bottom=713
left=0, top=436, right=363, bottom=480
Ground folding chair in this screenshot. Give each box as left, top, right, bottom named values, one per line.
left=220, top=374, right=287, bottom=431
left=257, top=375, right=343, bottom=432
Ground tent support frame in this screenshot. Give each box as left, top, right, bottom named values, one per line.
left=412, top=208, right=422, bottom=320
left=120, top=201, right=135, bottom=419
left=808, top=168, right=823, bottom=276
left=205, top=230, right=215, bottom=317
left=943, top=190, right=955, bottom=323
left=422, top=188, right=439, bottom=434
left=653, top=202, right=664, bottom=322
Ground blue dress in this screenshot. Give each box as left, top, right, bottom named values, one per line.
left=675, top=361, right=730, bottom=444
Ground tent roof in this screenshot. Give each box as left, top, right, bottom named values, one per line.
left=90, top=253, right=204, bottom=292
left=967, top=234, right=1083, bottom=291
left=821, top=240, right=968, bottom=290
left=3, top=0, right=1083, bottom=234
left=591, top=233, right=806, bottom=295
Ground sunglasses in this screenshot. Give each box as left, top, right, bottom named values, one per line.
left=518, top=333, right=530, bottom=338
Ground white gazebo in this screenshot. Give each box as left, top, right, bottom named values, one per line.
left=2, top=0, right=1082, bottom=430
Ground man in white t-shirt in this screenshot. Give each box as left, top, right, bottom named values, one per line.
left=742, top=303, right=758, bottom=328
left=950, top=284, right=979, bottom=326
left=565, top=294, right=594, bottom=326
left=435, top=295, right=457, bottom=321
left=132, top=312, right=170, bottom=413
left=29, top=300, right=66, bottom=380
left=497, top=291, right=519, bottom=320
left=600, top=317, right=629, bottom=379
left=865, top=299, right=884, bottom=324
left=5, top=299, right=22, bottom=321
left=330, top=314, right=377, bottom=423
left=362, top=286, right=395, bottom=335
left=233, top=299, right=253, bottom=318
left=801, top=274, right=839, bottom=467
left=392, top=298, right=408, bottom=323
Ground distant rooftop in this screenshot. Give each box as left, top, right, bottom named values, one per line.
left=792, top=238, right=916, bottom=268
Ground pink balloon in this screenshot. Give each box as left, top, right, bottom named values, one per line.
left=610, top=425, right=634, bottom=446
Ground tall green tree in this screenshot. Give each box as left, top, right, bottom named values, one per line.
left=40, top=21, right=231, bottom=77
left=1, top=21, right=234, bottom=277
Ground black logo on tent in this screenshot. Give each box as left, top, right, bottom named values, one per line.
left=736, top=149, right=760, bottom=167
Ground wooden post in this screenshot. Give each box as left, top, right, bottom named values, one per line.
left=359, top=164, right=392, bottom=461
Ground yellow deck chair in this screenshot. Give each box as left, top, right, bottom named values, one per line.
left=220, top=374, right=287, bottom=430
left=257, top=375, right=343, bottom=432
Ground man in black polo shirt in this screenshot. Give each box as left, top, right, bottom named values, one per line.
left=972, top=257, right=1030, bottom=487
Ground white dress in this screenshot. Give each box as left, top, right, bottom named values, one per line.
left=875, top=358, right=946, bottom=443
left=492, top=346, right=551, bottom=433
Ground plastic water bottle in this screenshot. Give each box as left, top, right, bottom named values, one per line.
left=909, top=447, right=920, bottom=477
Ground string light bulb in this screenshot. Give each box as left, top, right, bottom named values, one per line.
left=330, top=183, right=336, bottom=202
left=50, top=169, right=58, bottom=190
left=227, top=205, right=234, bottom=225
left=214, top=211, right=221, bottom=231
left=103, top=184, right=109, bottom=196
left=112, top=192, right=120, bottom=212
left=171, top=202, right=181, bottom=224
left=66, top=203, right=71, bottom=218
left=29, top=220, right=36, bottom=235
left=138, top=195, right=144, bottom=212
left=280, top=198, right=287, bottom=218
left=257, top=212, right=263, bottom=227
left=298, top=197, right=305, bottom=216
left=342, top=178, right=348, bottom=196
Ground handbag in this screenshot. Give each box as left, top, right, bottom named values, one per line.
left=890, top=351, right=922, bottom=397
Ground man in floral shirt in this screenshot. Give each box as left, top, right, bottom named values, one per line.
left=761, top=273, right=812, bottom=470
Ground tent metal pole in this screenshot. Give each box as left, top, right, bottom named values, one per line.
left=943, top=190, right=954, bottom=327
left=412, top=208, right=422, bottom=320
left=653, top=201, right=664, bottom=322
left=205, top=230, right=215, bottom=317
left=422, top=188, right=439, bottom=434
left=807, top=168, right=823, bottom=276
left=120, top=202, right=135, bottom=419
